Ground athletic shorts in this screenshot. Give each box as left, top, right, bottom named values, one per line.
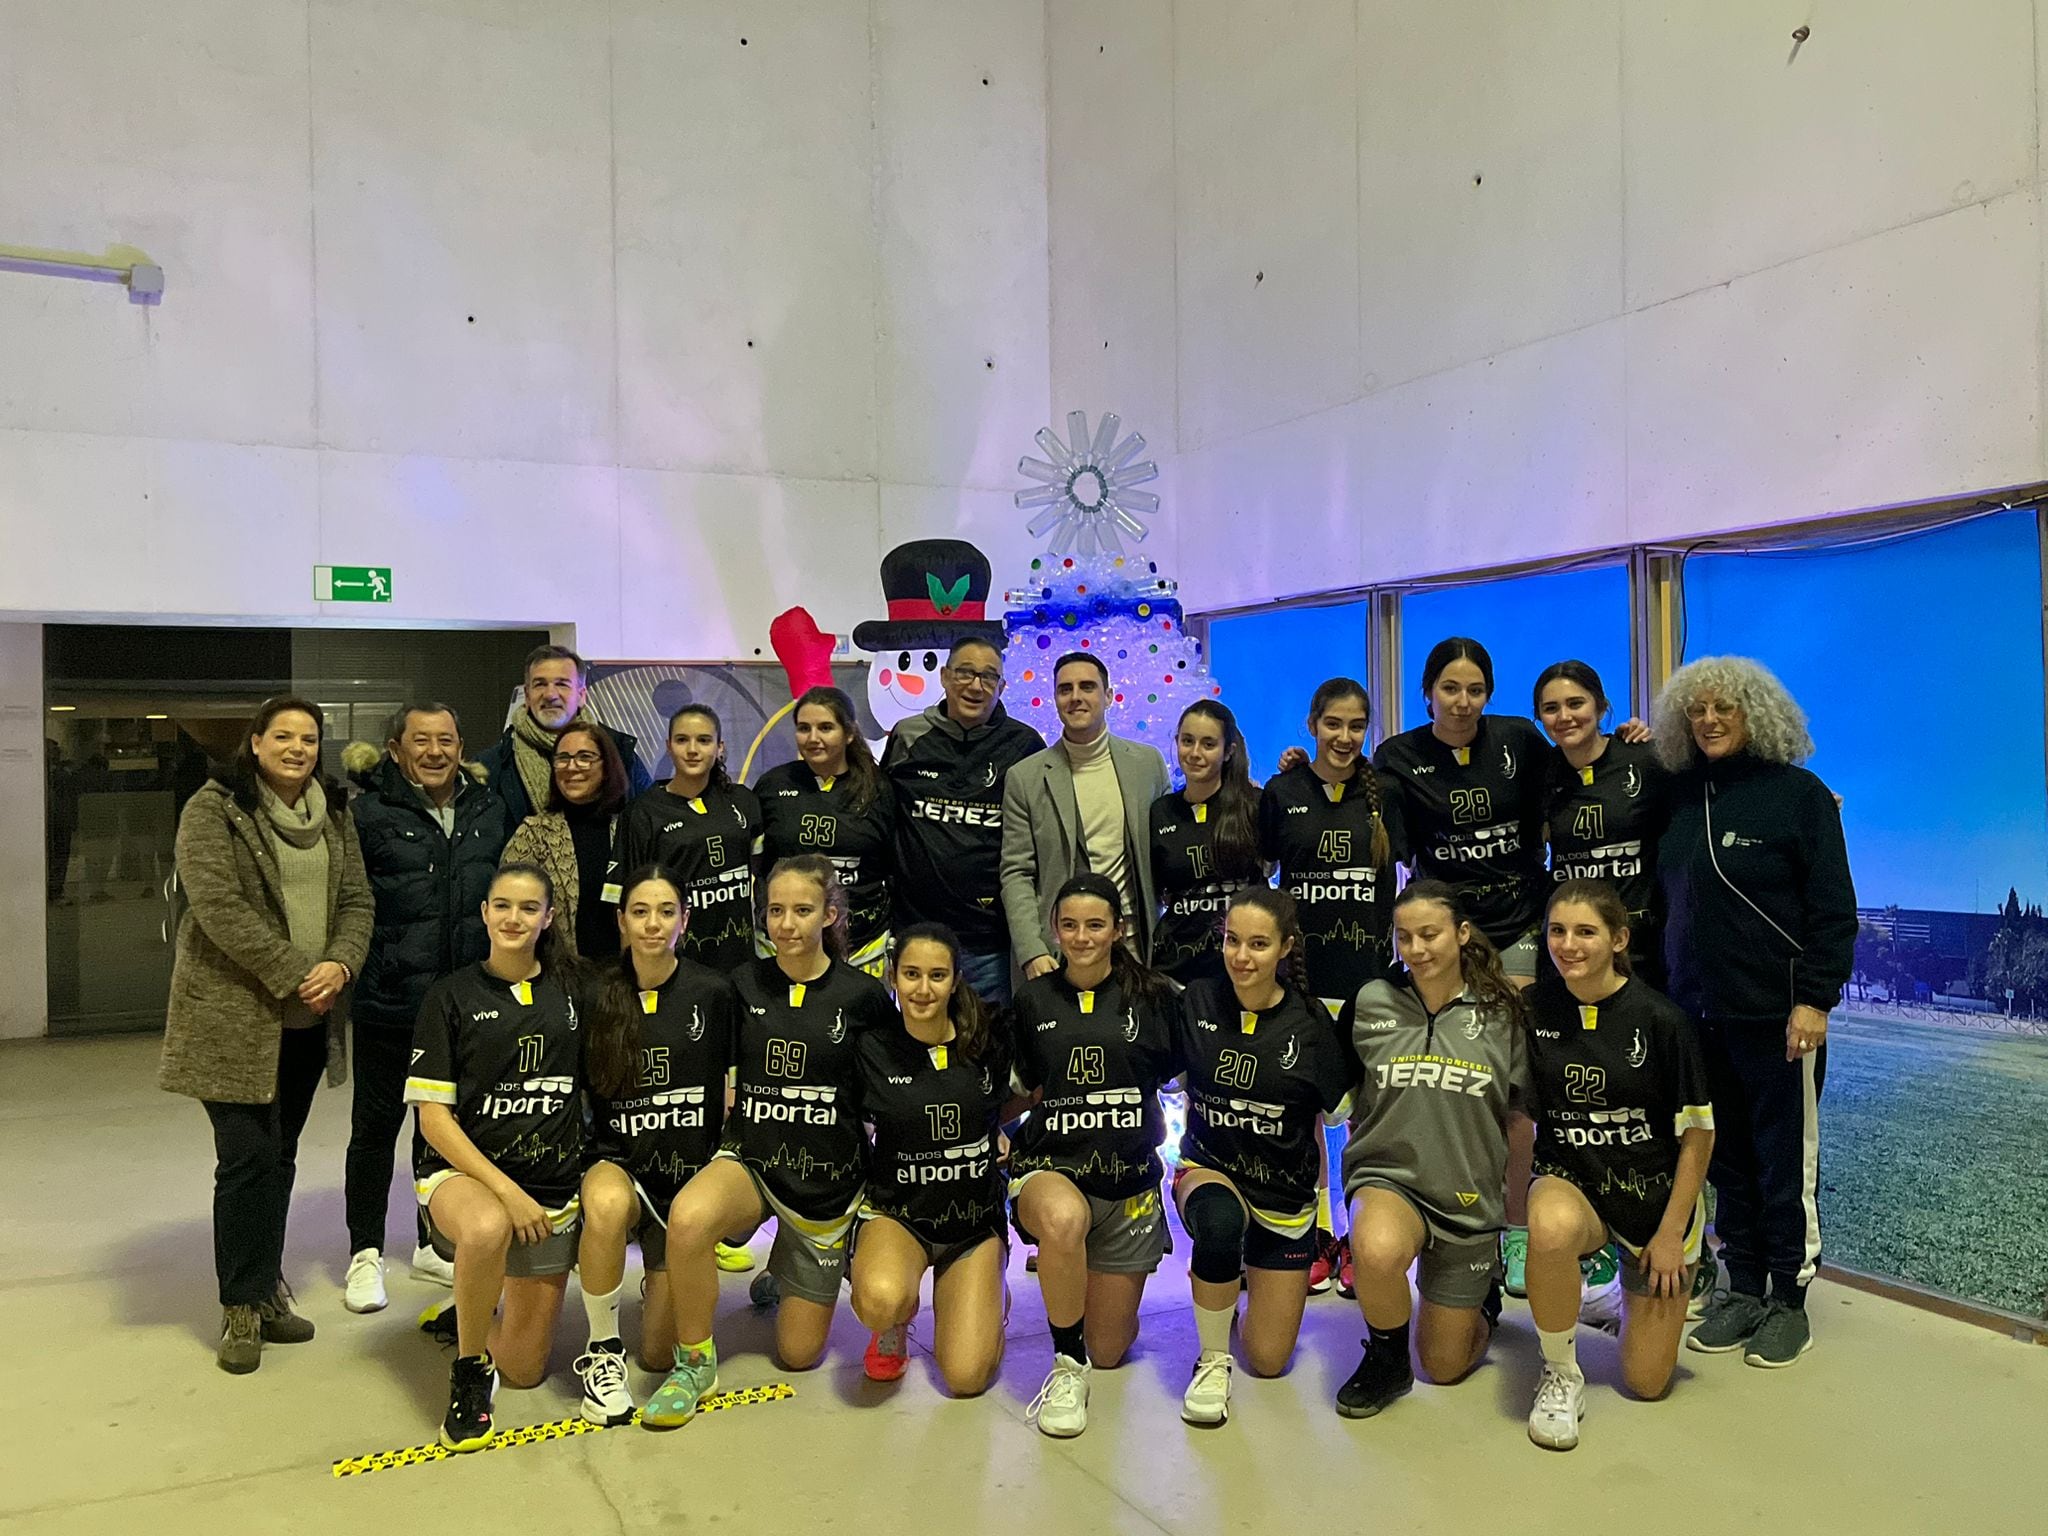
left=1008, top=1171, right=1168, bottom=1275
left=1349, top=1178, right=1498, bottom=1309
left=417, top=1168, right=580, bottom=1279
left=716, top=1152, right=855, bottom=1306
left=632, top=1178, right=673, bottom=1273
left=1496, top=927, right=1540, bottom=981
left=856, top=1207, right=1005, bottom=1274
left=1170, top=1166, right=1318, bottom=1272
left=1612, top=1193, right=1707, bottom=1297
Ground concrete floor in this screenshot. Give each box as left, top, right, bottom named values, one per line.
left=2, top=1035, right=2041, bottom=1535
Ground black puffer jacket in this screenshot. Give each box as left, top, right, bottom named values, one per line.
left=348, top=755, right=516, bottom=1030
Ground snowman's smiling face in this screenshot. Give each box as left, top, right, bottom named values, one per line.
left=868, top=648, right=943, bottom=730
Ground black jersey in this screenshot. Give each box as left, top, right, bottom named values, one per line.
left=1175, top=980, right=1354, bottom=1220
left=1008, top=972, right=1178, bottom=1200
left=587, top=958, right=743, bottom=1205
left=725, top=957, right=896, bottom=1219
left=1527, top=978, right=1714, bottom=1247
left=1544, top=736, right=1670, bottom=926
left=405, top=963, right=585, bottom=1204
left=1149, top=791, right=1263, bottom=986
left=857, top=1027, right=1011, bottom=1246
left=615, top=781, right=764, bottom=973
left=1257, top=763, right=1406, bottom=1002
left=754, top=763, right=896, bottom=956
left=1375, top=715, right=1550, bottom=946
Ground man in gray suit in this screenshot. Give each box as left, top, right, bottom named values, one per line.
left=1000, top=653, right=1171, bottom=978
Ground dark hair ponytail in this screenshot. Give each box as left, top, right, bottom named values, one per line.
left=1302, top=677, right=1391, bottom=867
left=1050, top=873, right=1175, bottom=1005
left=586, top=866, right=685, bottom=1098
left=793, top=687, right=882, bottom=817
left=667, top=704, right=733, bottom=792
left=890, top=923, right=1001, bottom=1069
left=1392, top=879, right=1526, bottom=1026
left=1420, top=638, right=1495, bottom=718
left=1224, top=885, right=1319, bottom=1011
left=1531, top=660, right=1611, bottom=721
left=489, top=862, right=564, bottom=974
left=1177, top=700, right=1261, bottom=882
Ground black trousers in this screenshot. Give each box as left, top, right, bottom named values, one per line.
left=201, top=1027, right=327, bottom=1307
left=344, top=1020, right=430, bottom=1257
left=1697, top=1017, right=1826, bottom=1304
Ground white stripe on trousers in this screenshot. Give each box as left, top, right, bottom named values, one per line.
left=1795, top=1049, right=1822, bottom=1287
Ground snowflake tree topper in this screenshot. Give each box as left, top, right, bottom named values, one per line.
left=1013, top=411, right=1160, bottom=557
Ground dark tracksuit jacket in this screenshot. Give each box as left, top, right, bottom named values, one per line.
left=1657, top=749, right=1856, bottom=1299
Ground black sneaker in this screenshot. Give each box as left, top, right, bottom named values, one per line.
left=418, top=1298, right=458, bottom=1347
left=440, top=1353, right=498, bottom=1451
left=1335, top=1336, right=1413, bottom=1420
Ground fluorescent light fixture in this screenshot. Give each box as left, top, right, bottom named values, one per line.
left=48, top=705, right=76, bottom=712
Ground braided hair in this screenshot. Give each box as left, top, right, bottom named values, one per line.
left=1306, top=676, right=1390, bottom=866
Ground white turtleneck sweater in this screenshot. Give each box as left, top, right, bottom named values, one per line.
left=1062, top=728, right=1133, bottom=917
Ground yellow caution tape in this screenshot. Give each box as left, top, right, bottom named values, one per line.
left=330, top=1383, right=795, bottom=1477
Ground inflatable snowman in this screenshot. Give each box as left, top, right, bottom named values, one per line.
left=851, top=539, right=1007, bottom=753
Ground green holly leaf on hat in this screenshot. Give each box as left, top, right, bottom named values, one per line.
left=926, top=571, right=970, bottom=615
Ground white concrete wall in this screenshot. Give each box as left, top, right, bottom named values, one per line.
left=0, top=0, right=1054, bottom=658
left=1048, top=0, right=2048, bottom=610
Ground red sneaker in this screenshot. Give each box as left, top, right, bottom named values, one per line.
left=863, top=1324, right=910, bottom=1382
left=1308, top=1228, right=1341, bottom=1295
left=1336, top=1235, right=1356, bottom=1299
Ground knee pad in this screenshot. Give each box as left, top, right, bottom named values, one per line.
left=1183, top=1183, right=1248, bottom=1285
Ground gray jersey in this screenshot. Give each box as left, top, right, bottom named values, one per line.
left=1338, top=978, right=1530, bottom=1240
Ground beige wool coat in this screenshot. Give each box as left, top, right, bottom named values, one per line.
left=159, top=779, right=374, bottom=1104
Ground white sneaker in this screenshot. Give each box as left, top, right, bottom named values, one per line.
left=574, top=1338, right=636, bottom=1426
left=1579, top=1274, right=1624, bottom=1335
left=412, top=1243, right=455, bottom=1287
left=344, top=1248, right=388, bottom=1313
left=1026, top=1354, right=1091, bottom=1438
left=1527, top=1363, right=1586, bottom=1450
left=1181, top=1353, right=1233, bottom=1426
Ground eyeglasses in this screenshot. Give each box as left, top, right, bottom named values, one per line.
left=948, top=667, right=1003, bottom=689
left=1684, top=700, right=1742, bottom=722
left=552, top=751, right=602, bottom=769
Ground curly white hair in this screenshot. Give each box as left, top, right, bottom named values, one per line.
left=1652, top=655, right=1814, bottom=771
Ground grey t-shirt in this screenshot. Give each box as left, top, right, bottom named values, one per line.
left=1338, top=977, right=1530, bottom=1240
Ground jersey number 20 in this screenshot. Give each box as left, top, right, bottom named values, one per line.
left=1217, top=1048, right=1258, bottom=1090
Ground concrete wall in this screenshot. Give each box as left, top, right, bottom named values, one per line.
left=0, top=0, right=1056, bottom=658
left=0, top=625, right=49, bottom=1039
left=1048, top=0, right=2048, bottom=610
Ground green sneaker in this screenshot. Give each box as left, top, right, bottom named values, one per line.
left=1685, top=1291, right=1768, bottom=1354
left=641, top=1345, right=719, bottom=1429
left=1500, top=1228, right=1529, bottom=1298
left=1580, top=1244, right=1619, bottom=1289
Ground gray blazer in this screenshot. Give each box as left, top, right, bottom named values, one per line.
left=999, top=732, right=1171, bottom=966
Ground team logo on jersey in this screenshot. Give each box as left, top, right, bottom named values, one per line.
left=1462, top=1013, right=1485, bottom=1040
left=1280, top=1037, right=1300, bottom=1070
left=471, top=1009, right=500, bottom=1022
left=1500, top=744, right=1517, bottom=779
left=410, top=1048, right=424, bottom=1065
left=567, top=996, right=579, bottom=1032
left=1122, top=1009, right=1140, bottom=1044
left=1455, top=1190, right=1480, bottom=1207
left=1624, top=763, right=1642, bottom=798
left=982, top=763, right=998, bottom=788
left=1628, top=1029, right=1646, bottom=1069
left=687, top=1005, right=705, bottom=1043
left=1721, top=830, right=1762, bottom=848
left=828, top=1009, right=847, bottom=1045
left=978, top=1064, right=994, bottom=1096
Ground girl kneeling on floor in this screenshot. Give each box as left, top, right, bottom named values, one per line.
left=1522, top=879, right=1715, bottom=1451
left=405, top=863, right=585, bottom=1451
left=573, top=867, right=743, bottom=1426
left=1172, top=887, right=1355, bottom=1427
left=849, top=922, right=1018, bottom=1393
left=1009, top=874, right=1181, bottom=1440
left=647, top=856, right=898, bottom=1425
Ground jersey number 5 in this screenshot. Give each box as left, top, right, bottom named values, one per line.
left=705, top=834, right=725, bottom=869
left=766, top=1038, right=808, bottom=1078
left=798, top=813, right=836, bottom=849
left=1450, top=788, right=1492, bottom=826
left=1217, top=1048, right=1258, bottom=1090
left=1562, top=1063, right=1607, bottom=1105
left=1067, top=1044, right=1106, bottom=1086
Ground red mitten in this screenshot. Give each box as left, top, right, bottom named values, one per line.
left=768, top=607, right=837, bottom=698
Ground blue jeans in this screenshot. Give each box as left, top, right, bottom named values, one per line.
left=958, top=948, right=1013, bottom=1007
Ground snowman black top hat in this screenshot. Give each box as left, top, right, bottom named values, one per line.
left=852, top=539, right=1007, bottom=651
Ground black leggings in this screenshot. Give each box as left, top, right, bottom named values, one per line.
left=201, top=1028, right=326, bottom=1307
left=344, top=1020, right=430, bottom=1256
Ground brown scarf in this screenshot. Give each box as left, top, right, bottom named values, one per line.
left=510, top=706, right=570, bottom=814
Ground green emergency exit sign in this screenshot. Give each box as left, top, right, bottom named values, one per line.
left=315, top=565, right=392, bottom=603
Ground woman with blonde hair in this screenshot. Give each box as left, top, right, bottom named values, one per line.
left=1652, top=656, right=1855, bottom=1370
